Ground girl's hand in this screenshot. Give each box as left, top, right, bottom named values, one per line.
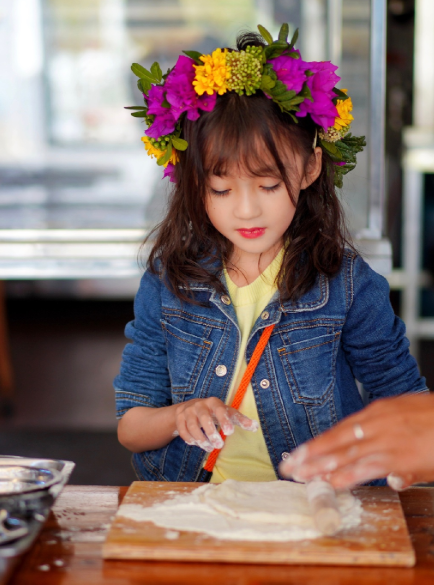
left=279, top=393, right=434, bottom=490
left=174, top=397, right=259, bottom=452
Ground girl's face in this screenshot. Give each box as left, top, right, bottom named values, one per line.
left=205, top=146, right=322, bottom=269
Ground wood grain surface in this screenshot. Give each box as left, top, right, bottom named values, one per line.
left=6, top=485, right=434, bottom=585
left=102, top=481, right=415, bottom=567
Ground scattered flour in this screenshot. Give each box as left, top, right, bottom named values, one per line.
left=117, top=480, right=362, bottom=542
left=165, top=530, right=180, bottom=540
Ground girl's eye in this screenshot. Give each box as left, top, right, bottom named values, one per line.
left=209, top=188, right=230, bottom=196
left=262, top=182, right=281, bottom=192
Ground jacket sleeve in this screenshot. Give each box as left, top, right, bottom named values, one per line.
left=341, top=254, right=428, bottom=399
left=114, top=268, right=172, bottom=419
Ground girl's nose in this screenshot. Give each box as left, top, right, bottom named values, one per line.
left=233, top=192, right=261, bottom=219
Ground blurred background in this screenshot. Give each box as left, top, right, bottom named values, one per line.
left=0, top=0, right=433, bottom=485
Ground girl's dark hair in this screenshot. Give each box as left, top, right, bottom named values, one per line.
left=145, top=33, right=351, bottom=304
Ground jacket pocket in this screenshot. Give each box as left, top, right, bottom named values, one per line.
left=278, top=332, right=340, bottom=405
left=161, top=320, right=213, bottom=394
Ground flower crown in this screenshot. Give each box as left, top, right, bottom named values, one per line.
left=127, top=23, right=366, bottom=189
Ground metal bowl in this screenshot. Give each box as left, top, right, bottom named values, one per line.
left=0, top=465, right=62, bottom=496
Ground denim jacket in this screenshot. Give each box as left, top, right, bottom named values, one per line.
left=114, top=250, right=427, bottom=482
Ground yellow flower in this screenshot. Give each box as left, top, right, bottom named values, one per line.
left=193, top=48, right=231, bottom=96
left=334, top=89, right=354, bottom=131
left=141, top=137, right=179, bottom=167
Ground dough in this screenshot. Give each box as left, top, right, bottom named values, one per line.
left=200, top=479, right=313, bottom=527
left=117, top=480, right=362, bottom=542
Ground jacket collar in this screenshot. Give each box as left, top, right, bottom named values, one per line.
left=187, top=272, right=330, bottom=314
left=279, top=273, right=329, bottom=313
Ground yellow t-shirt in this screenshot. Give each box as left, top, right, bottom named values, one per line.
left=210, top=248, right=284, bottom=483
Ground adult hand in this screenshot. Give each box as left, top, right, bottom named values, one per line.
left=279, top=393, right=434, bottom=490
left=174, top=397, right=258, bottom=452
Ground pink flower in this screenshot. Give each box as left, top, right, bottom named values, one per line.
left=146, top=56, right=217, bottom=140
left=165, top=56, right=217, bottom=121
left=296, top=61, right=339, bottom=129
left=163, top=162, right=177, bottom=182
left=146, top=85, right=176, bottom=139
left=269, top=52, right=309, bottom=94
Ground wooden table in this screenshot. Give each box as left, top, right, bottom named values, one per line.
left=6, top=485, right=434, bottom=584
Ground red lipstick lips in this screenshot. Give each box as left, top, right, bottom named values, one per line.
left=237, top=228, right=266, bottom=239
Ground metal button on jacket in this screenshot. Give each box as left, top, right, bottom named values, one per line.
left=261, top=311, right=269, bottom=320
left=221, top=295, right=231, bottom=305
left=281, top=452, right=290, bottom=460
left=260, top=379, right=270, bottom=389
left=215, top=365, right=227, bottom=377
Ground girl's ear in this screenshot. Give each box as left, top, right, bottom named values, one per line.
left=301, top=146, right=322, bottom=189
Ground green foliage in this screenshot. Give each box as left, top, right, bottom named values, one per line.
left=333, top=87, right=349, bottom=100
left=320, top=139, right=343, bottom=162
left=257, top=24, right=273, bottom=45
left=278, top=23, right=289, bottom=42
left=259, top=23, right=298, bottom=59
left=270, top=80, right=289, bottom=96
left=131, top=63, right=150, bottom=78
left=261, top=63, right=306, bottom=115
left=320, top=132, right=366, bottom=188
left=264, top=44, right=287, bottom=60
left=137, top=78, right=152, bottom=93
left=130, top=110, right=148, bottom=118
left=272, top=87, right=296, bottom=102
left=334, top=167, right=345, bottom=189
left=332, top=87, right=350, bottom=105
left=172, top=136, right=188, bottom=151
left=289, top=28, right=299, bottom=50
left=182, top=50, right=203, bottom=64
left=282, top=96, right=304, bottom=106
left=299, top=82, right=313, bottom=101
left=157, top=141, right=173, bottom=166
left=150, top=62, right=163, bottom=82
left=340, top=133, right=366, bottom=152
left=131, top=63, right=159, bottom=83
left=260, top=74, right=276, bottom=92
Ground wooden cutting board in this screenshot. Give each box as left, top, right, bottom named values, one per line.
left=103, top=482, right=415, bottom=567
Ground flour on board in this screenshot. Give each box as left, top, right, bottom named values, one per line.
left=117, top=480, right=363, bottom=542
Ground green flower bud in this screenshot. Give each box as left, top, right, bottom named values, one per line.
left=226, top=49, right=262, bottom=94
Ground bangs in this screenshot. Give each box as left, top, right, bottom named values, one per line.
left=203, top=124, right=283, bottom=179
left=199, top=93, right=293, bottom=181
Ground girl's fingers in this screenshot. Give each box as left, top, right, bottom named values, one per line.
left=175, top=398, right=258, bottom=451
left=176, top=418, right=210, bottom=451
left=197, top=409, right=224, bottom=449
left=185, top=416, right=214, bottom=452
left=211, top=406, right=234, bottom=436
left=228, top=409, right=259, bottom=432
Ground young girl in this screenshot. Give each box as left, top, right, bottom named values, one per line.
left=115, top=25, right=427, bottom=484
